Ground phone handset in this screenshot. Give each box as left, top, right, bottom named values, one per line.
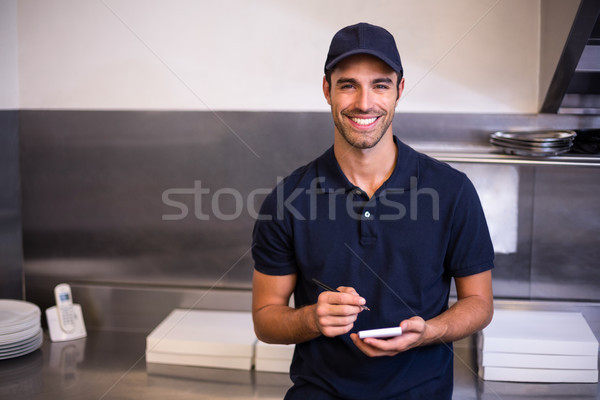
left=54, top=283, right=76, bottom=333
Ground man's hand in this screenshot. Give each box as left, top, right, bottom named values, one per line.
left=252, top=271, right=369, bottom=344
left=349, top=270, right=494, bottom=357
left=350, top=316, right=426, bottom=357
left=314, top=287, right=367, bottom=337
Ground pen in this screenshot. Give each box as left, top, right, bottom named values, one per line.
left=312, top=278, right=371, bottom=311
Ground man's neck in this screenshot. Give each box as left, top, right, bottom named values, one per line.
left=333, top=132, right=397, bottom=198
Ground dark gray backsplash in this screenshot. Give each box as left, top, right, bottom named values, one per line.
left=19, top=111, right=334, bottom=309
left=530, top=166, right=600, bottom=300
left=0, top=110, right=23, bottom=300
left=16, top=110, right=600, bottom=311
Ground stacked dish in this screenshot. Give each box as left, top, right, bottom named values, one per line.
left=490, top=130, right=576, bottom=156
left=0, top=300, right=43, bottom=360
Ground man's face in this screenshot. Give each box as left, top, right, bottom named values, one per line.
left=323, top=54, right=404, bottom=150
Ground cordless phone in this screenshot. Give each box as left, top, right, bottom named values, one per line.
left=54, top=283, right=76, bottom=333
left=46, top=283, right=87, bottom=342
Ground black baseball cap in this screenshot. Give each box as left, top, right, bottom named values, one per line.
left=324, top=22, right=403, bottom=75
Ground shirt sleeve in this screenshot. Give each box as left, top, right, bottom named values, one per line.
left=251, top=185, right=298, bottom=276
left=445, top=175, right=495, bottom=277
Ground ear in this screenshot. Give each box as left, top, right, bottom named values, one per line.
left=395, top=77, right=405, bottom=106
left=323, top=76, right=332, bottom=105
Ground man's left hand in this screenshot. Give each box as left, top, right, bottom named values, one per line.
left=349, top=316, right=428, bottom=357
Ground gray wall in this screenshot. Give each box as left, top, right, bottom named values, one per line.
left=17, top=111, right=600, bottom=318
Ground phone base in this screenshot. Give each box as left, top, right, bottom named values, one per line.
left=46, top=305, right=87, bottom=342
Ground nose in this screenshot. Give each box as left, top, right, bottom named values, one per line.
left=354, top=88, right=372, bottom=112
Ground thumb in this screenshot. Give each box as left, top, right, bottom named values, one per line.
left=401, top=316, right=425, bottom=332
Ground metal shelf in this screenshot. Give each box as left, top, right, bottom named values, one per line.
left=410, top=143, right=600, bottom=167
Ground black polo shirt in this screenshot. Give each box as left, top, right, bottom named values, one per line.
left=252, top=136, right=494, bottom=400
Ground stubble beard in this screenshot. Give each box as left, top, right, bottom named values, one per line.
left=334, top=110, right=393, bottom=150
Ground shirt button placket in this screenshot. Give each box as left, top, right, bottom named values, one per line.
left=360, top=200, right=377, bottom=246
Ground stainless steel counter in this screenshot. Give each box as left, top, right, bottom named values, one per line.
left=1, top=329, right=598, bottom=400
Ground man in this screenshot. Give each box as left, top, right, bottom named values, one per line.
left=252, top=22, right=494, bottom=399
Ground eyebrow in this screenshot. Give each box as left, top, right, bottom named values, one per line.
left=335, top=77, right=394, bottom=86
left=335, top=78, right=358, bottom=86
left=373, top=77, right=394, bottom=85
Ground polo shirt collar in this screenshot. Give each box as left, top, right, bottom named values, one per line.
left=315, top=135, right=419, bottom=195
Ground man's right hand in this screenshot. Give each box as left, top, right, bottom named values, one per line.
left=313, top=287, right=367, bottom=337
left=252, top=271, right=366, bottom=344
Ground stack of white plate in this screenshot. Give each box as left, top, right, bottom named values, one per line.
left=490, top=130, right=576, bottom=156
left=0, top=300, right=43, bottom=360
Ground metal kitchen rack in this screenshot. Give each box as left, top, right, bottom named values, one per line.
left=411, top=142, right=600, bottom=168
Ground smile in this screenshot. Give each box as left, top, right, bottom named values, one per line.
left=350, top=116, right=378, bottom=125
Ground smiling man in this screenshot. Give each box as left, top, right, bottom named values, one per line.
left=252, top=23, right=494, bottom=399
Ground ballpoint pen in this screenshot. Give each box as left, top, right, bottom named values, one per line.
left=312, top=278, right=371, bottom=311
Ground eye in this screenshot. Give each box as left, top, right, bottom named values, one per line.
left=374, top=84, right=390, bottom=90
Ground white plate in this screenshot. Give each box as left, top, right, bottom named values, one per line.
left=0, top=318, right=40, bottom=335
left=0, top=300, right=40, bottom=326
left=0, top=324, right=41, bottom=345
left=0, top=330, right=43, bottom=360
left=0, top=329, right=43, bottom=353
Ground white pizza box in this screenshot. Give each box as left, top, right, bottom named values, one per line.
left=255, top=341, right=295, bottom=360
left=146, top=309, right=257, bottom=358
left=146, top=350, right=253, bottom=371
left=480, top=310, right=599, bottom=356
left=479, top=366, right=599, bottom=383
left=255, top=341, right=294, bottom=373
left=480, top=350, right=598, bottom=370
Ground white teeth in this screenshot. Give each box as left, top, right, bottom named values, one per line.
left=350, top=117, right=377, bottom=125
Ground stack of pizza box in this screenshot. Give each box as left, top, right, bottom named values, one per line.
left=255, top=340, right=294, bottom=373
left=478, top=309, right=599, bottom=383
left=146, top=309, right=257, bottom=371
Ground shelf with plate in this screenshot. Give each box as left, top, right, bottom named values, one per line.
left=410, top=142, right=600, bottom=168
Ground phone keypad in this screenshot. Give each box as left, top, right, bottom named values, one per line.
left=63, top=311, right=75, bottom=324
left=60, top=306, right=76, bottom=330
